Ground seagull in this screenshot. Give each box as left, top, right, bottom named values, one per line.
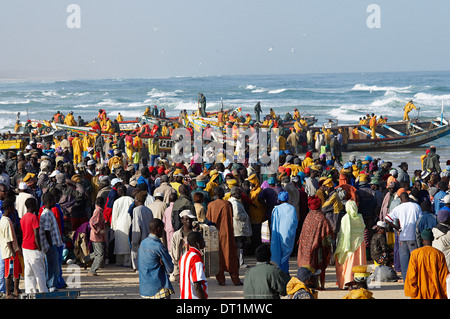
left=291, top=48, right=295, bottom=53
left=268, top=46, right=273, bottom=52
left=153, top=26, right=159, bottom=32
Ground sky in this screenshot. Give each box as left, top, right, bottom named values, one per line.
left=0, top=0, right=449, bottom=80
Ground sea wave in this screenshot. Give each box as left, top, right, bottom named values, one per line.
left=413, top=92, right=450, bottom=106
left=268, top=88, right=287, bottom=94
left=351, top=84, right=413, bottom=93
left=0, top=99, right=31, bottom=105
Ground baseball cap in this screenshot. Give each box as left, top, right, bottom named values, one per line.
left=111, top=178, right=123, bottom=187
left=296, top=266, right=321, bottom=282
left=18, top=182, right=28, bottom=190
left=179, top=210, right=196, bottom=219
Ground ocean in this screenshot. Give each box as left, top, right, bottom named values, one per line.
left=1, top=70, right=450, bottom=171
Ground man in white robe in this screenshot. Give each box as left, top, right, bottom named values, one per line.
left=111, top=185, right=134, bottom=267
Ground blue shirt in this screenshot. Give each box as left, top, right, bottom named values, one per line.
left=434, top=190, right=447, bottom=214
left=138, top=234, right=174, bottom=298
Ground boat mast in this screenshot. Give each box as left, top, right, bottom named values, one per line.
left=441, top=98, right=444, bottom=125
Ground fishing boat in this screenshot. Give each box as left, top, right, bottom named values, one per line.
left=313, top=116, right=450, bottom=152
left=50, top=122, right=175, bottom=153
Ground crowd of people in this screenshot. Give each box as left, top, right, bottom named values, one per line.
left=0, top=103, right=449, bottom=300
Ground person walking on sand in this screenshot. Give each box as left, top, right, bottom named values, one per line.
left=138, top=218, right=174, bottom=299
left=83, top=197, right=106, bottom=276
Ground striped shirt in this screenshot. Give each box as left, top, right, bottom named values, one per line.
left=179, top=247, right=208, bottom=299
left=39, top=208, right=63, bottom=253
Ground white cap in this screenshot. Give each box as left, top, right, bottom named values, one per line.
left=444, top=194, right=450, bottom=204
left=377, top=221, right=387, bottom=228
left=49, top=170, right=61, bottom=178
left=18, top=182, right=28, bottom=190
left=87, top=160, right=96, bottom=166
left=111, top=178, right=123, bottom=187
left=179, top=210, right=196, bottom=219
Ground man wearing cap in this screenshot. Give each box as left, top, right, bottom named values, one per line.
left=169, top=209, right=196, bottom=281
left=270, top=191, right=298, bottom=274
left=370, top=221, right=392, bottom=266
left=405, top=228, right=448, bottom=299
left=286, top=265, right=321, bottom=299
left=432, top=205, right=450, bottom=270
left=15, top=182, right=34, bottom=219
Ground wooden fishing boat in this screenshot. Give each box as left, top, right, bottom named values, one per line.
left=51, top=122, right=175, bottom=153
left=313, top=117, right=450, bottom=152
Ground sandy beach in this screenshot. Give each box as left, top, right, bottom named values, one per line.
left=35, top=256, right=407, bottom=300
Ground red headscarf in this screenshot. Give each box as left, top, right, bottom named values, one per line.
left=308, top=196, right=322, bottom=211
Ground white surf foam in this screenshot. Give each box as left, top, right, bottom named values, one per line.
left=268, top=88, right=287, bottom=94
left=413, top=92, right=450, bottom=106
left=352, top=84, right=413, bottom=93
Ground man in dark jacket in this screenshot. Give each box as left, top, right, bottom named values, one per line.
left=171, top=184, right=195, bottom=231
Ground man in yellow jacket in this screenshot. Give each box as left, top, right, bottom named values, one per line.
left=293, top=108, right=300, bottom=120
left=64, top=111, right=77, bottom=126
left=82, top=134, right=95, bottom=158
left=103, top=118, right=115, bottom=134
left=72, top=133, right=84, bottom=165
left=369, top=114, right=377, bottom=139
left=403, top=100, right=418, bottom=121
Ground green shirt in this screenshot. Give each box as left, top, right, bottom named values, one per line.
left=243, top=262, right=291, bottom=299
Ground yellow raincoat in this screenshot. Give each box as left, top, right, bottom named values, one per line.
left=246, top=174, right=266, bottom=224
left=286, top=277, right=318, bottom=299
left=205, top=170, right=220, bottom=197
left=64, top=113, right=77, bottom=126
left=403, top=101, right=418, bottom=121
left=72, top=136, right=83, bottom=165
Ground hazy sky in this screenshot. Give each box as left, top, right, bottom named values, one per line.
left=1, top=0, right=449, bottom=80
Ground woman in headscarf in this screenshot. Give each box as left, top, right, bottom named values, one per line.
left=334, top=200, right=367, bottom=289
left=296, top=196, right=334, bottom=290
